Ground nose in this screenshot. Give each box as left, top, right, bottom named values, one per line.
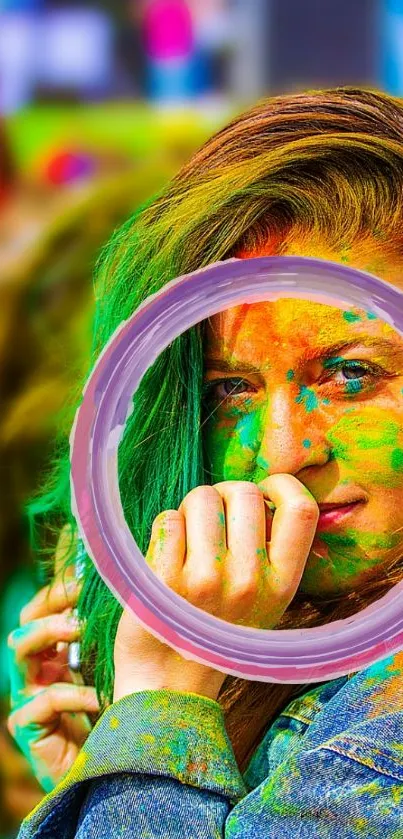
left=256, top=387, right=331, bottom=477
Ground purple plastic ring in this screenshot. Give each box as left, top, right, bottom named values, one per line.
left=70, top=256, right=403, bottom=682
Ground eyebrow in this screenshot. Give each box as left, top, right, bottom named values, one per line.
left=204, top=337, right=399, bottom=374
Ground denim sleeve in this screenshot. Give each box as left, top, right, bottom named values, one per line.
left=17, top=689, right=248, bottom=838
left=28, top=726, right=403, bottom=839
left=19, top=671, right=403, bottom=838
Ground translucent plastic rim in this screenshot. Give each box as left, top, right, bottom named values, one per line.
left=70, top=256, right=403, bottom=683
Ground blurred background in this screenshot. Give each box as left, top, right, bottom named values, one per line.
left=0, top=0, right=402, bottom=833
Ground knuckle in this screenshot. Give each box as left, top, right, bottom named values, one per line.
left=238, top=482, right=262, bottom=496
left=153, top=510, right=182, bottom=527
left=214, top=480, right=261, bottom=497
left=76, top=685, right=90, bottom=703
left=190, top=571, right=221, bottom=602
left=154, top=510, right=181, bottom=521
left=228, top=576, right=258, bottom=604
left=288, top=498, right=319, bottom=521
left=46, top=684, right=60, bottom=704
left=185, top=485, right=220, bottom=505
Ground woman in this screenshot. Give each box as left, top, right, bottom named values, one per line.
left=9, top=87, right=403, bottom=837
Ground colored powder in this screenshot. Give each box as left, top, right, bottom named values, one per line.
left=327, top=415, right=400, bottom=460
left=295, top=385, right=319, bottom=413
left=321, top=529, right=399, bottom=553
left=391, top=448, right=403, bottom=471
left=343, top=310, right=362, bottom=323
left=345, top=379, right=363, bottom=394
left=323, top=356, right=344, bottom=369
left=237, top=412, right=260, bottom=451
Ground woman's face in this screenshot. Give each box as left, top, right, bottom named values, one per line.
left=203, top=244, right=403, bottom=598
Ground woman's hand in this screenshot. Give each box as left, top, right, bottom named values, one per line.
left=7, top=529, right=100, bottom=792
left=113, top=475, right=319, bottom=704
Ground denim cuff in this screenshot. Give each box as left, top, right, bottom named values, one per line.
left=23, top=689, right=248, bottom=833
left=85, top=690, right=247, bottom=802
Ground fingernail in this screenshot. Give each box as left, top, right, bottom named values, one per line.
left=66, top=612, right=81, bottom=628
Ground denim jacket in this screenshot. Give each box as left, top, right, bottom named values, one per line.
left=18, top=650, right=403, bottom=838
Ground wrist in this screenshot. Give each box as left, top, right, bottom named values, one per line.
left=113, top=669, right=226, bottom=704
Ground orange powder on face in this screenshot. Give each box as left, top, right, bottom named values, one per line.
left=235, top=232, right=403, bottom=292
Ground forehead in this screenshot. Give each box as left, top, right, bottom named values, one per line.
left=204, top=299, right=398, bottom=363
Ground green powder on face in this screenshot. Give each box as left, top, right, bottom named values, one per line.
left=391, top=448, right=403, bottom=472
left=302, top=439, right=311, bottom=448
left=238, top=412, right=260, bottom=450
left=321, top=529, right=399, bottom=553
left=323, top=356, right=344, bottom=369
left=345, top=379, right=363, bottom=395
left=327, top=415, right=401, bottom=460
left=320, top=532, right=356, bottom=551
left=286, top=369, right=295, bottom=381
left=295, top=385, right=319, bottom=413
left=343, top=310, right=361, bottom=323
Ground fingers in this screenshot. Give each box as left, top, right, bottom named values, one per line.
left=210, top=481, right=265, bottom=612
left=19, top=577, right=81, bottom=625
left=179, top=486, right=225, bottom=610
left=8, top=612, right=81, bottom=667
left=146, top=510, right=186, bottom=588
left=258, top=474, right=319, bottom=598
left=147, top=477, right=318, bottom=628
left=8, top=683, right=100, bottom=733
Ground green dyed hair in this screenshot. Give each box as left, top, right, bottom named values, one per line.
left=28, top=87, right=403, bottom=771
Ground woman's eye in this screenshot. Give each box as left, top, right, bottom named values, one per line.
left=325, top=360, right=385, bottom=392
left=203, top=377, right=253, bottom=402
left=336, top=363, right=370, bottom=381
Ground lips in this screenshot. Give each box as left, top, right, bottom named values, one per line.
left=316, top=500, right=364, bottom=531
left=319, top=502, right=358, bottom=511
left=264, top=499, right=364, bottom=512
left=263, top=497, right=365, bottom=540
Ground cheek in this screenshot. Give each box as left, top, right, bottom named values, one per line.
left=204, top=408, right=262, bottom=480
left=327, top=405, right=403, bottom=489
